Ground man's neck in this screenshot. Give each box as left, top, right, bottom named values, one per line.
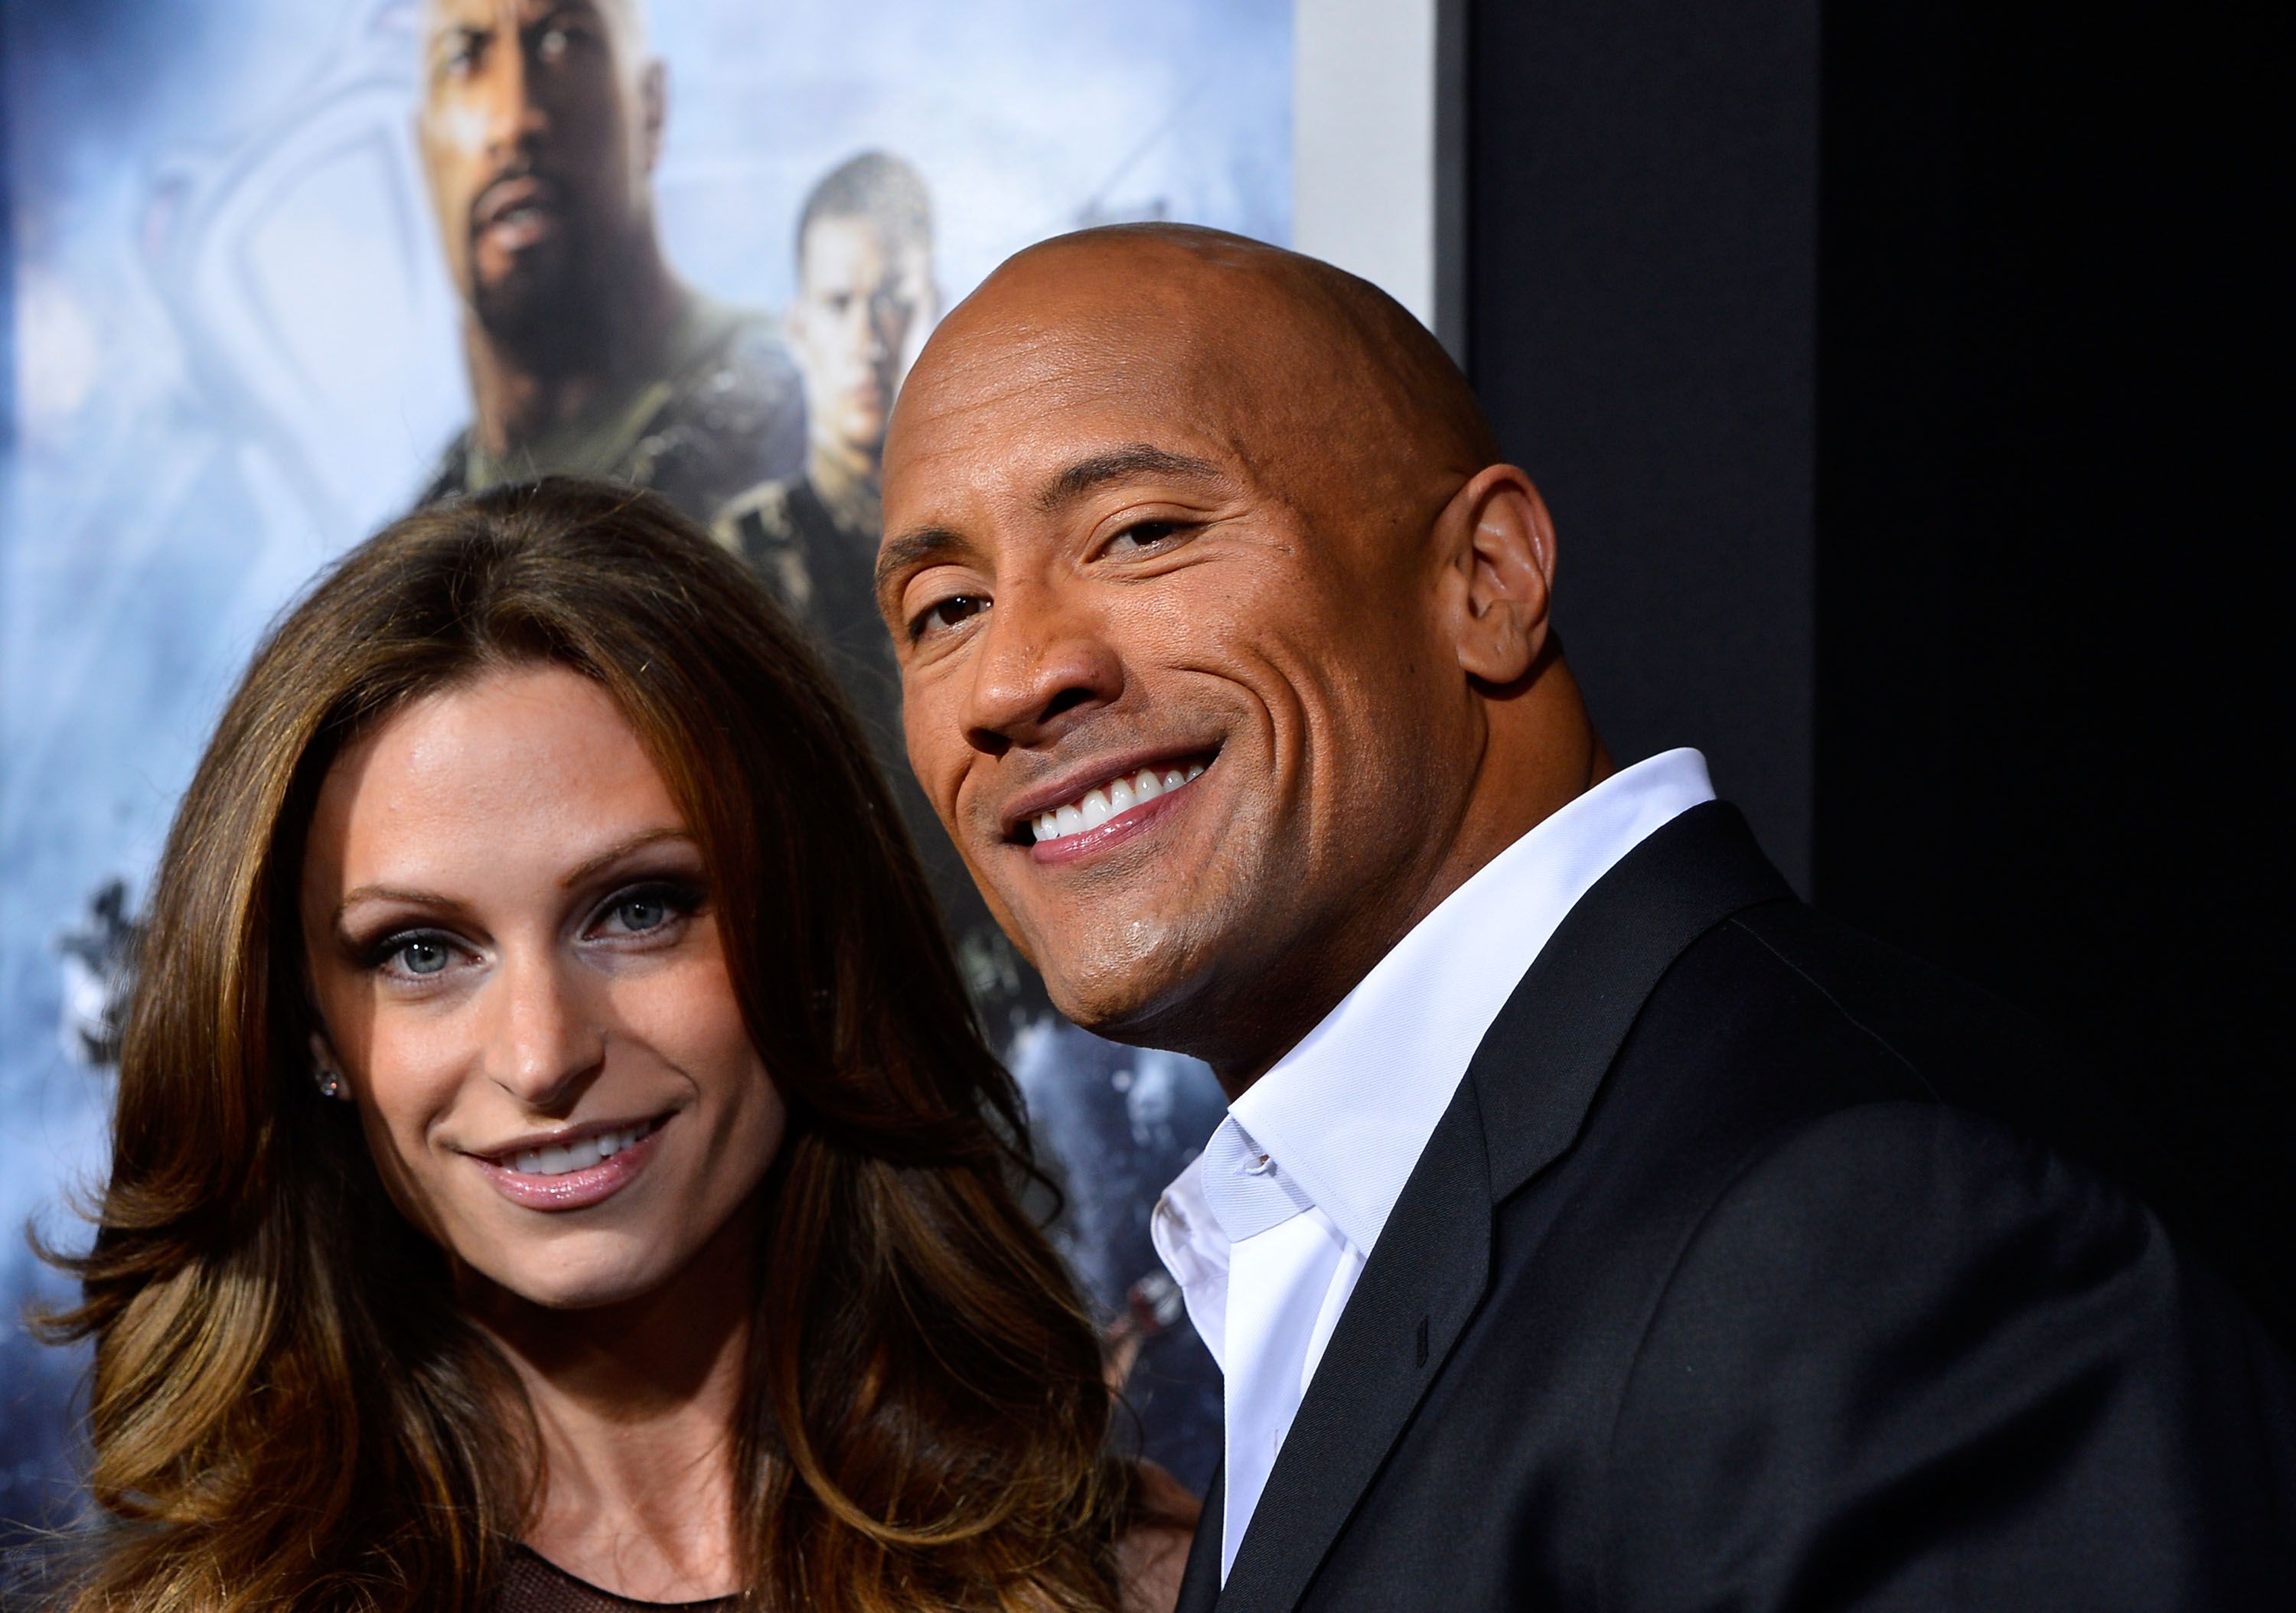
left=465, top=243, right=685, bottom=457
left=1205, top=667, right=1609, bottom=1100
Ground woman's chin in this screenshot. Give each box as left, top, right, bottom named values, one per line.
left=457, top=1237, right=680, bottom=1315
left=510, top=1269, right=661, bottom=1312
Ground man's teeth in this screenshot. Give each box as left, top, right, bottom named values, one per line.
left=509, top=1120, right=655, bottom=1177
left=1031, top=763, right=1205, bottom=843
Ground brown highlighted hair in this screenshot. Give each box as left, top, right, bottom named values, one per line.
left=41, top=478, right=1140, bottom=1610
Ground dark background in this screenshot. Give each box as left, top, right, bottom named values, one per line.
left=1469, top=0, right=2288, bottom=1341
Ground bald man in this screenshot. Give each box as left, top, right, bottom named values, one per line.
left=876, top=226, right=2293, bottom=1611
left=410, top=0, right=800, bottom=519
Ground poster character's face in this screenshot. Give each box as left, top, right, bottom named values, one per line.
left=299, top=664, right=785, bottom=1310
left=416, top=0, right=664, bottom=336
left=878, top=263, right=1467, bottom=1044
left=788, top=216, right=935, bottom=462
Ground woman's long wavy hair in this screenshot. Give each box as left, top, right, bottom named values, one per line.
left=38, top=478, right=1141, bottom=1611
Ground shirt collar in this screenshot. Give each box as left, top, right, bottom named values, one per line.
left=1216, top=748, right=1717, bottom=1255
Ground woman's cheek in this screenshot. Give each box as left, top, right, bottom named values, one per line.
left=354, top=1020, right=474, bottom=1244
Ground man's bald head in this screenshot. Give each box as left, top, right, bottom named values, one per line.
left=894, top=224, right=1499, bottom=559
left=881, top=226, right=1601, bottom=1087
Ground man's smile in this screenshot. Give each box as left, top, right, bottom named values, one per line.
left=994, top=747, right=1221, bottom=865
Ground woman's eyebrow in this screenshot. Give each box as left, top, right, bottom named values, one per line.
left=334, top=884, right=461, bottom=925
left=556, top=826, right=697, bottom=889
left=329, top=829, right=698, bottom=928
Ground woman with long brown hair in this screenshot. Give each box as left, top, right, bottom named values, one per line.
left=38, top=477, right=1192, bottom=1610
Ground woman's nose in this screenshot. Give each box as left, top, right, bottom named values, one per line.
left=484, top=952, right=605, bottom=1111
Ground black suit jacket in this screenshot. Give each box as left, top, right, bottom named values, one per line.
left=1176, top=803, right=2293, bottom=1612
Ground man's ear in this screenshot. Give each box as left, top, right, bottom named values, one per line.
left=1439, top=464, right=1557, bottom=686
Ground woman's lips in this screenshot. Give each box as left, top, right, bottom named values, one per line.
left=470, top=1116, right=668, bottom=1211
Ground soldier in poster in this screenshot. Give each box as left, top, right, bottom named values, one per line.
left=712, top=151, right=1042, bottom=1028
left=410, top=0, right=803, bottom=520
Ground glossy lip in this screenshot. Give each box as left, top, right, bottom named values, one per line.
left=468, top=1112, right=672, bottom=1213
left=999, top=745, right=1218, bottom=839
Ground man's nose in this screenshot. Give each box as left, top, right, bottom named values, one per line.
left=484, top=950, right=603, bottom=1112
left=481, top=40, right=546, bottom=163
left=866, top=293, right=901, bottom=360
left=957, top=580, right=1122, bottom=755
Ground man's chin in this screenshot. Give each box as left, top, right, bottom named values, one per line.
left=1034, top=935, right=1218, bottom=1055
left=471, top=265, right=588, bottom=360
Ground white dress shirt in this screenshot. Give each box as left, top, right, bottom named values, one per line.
left=1150, top=748, right=1717, bottom=1580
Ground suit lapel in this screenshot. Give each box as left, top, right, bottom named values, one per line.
left=1211, top=803, right=1790, bottom=1610
left=1214, top=1077, right=1494, bottom=1611
left=1473, top=801, right=1791, bottom=1199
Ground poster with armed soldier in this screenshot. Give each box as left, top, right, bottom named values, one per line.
left=1, top=0, right=1291, bottom=1546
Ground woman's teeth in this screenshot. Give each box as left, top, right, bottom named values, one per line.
left=1031, top=762, right=1205, bottom=843
left=507, top=1119, right=657, bottom=1177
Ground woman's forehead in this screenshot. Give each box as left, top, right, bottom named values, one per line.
left=305, top=666, right=687, bottom=902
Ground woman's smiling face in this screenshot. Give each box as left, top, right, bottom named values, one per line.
left=298, top=662, right=785, bottom=1309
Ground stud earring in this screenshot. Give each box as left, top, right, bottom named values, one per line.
left=308, top=1031, right=345, bottom=1100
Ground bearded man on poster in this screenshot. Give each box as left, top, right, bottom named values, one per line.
left=410, top=0, right=801, bottom=520
left=874, top=224, right=2294, bottom=1611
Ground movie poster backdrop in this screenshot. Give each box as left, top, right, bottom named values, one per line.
left=1, top=0, right=1290, bottom=1535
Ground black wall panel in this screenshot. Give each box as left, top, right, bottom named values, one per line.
left=1815, top=2, right=2288, bottom=1334
left=1467, top=0, right=1821, bottom=892
left=1469, top=0, right=2286, bottom=1338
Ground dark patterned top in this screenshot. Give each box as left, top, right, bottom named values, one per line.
left=497, top=1546, right=738, bottom=1612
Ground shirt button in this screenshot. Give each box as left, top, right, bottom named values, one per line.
left=1243, top=1152, right=1275, bottom=1176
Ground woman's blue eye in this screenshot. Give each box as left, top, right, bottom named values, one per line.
left=597, top=884, right=693, bottom=937
left=396, top=938, right=451, bottom=976
left=614, top=894, right=667, bottom=932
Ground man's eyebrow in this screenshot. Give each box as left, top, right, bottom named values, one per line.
left=870, top=448, right=1220, bottom=608
left=1035, top=445, right=1223, bottom=514
left=874, top=526, right=974, bottom=601
left=426, top=21, right=490, bottom=64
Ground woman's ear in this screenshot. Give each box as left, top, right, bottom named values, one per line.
left=308, top=1030, right=351, bottom=1102
left=1440, top=464, right=1558, bottom=686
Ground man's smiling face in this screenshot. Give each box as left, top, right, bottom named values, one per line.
left=878, top=232, right=1488, bottom=1061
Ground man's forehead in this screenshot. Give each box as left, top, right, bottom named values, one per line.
left=902, top=293, right=1234, bottom=442
left=801, top=217, right=921, bottom=279
left=890, top=339, right=1239, bottom=509
left=885, top=223, right=1497, bottom=525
